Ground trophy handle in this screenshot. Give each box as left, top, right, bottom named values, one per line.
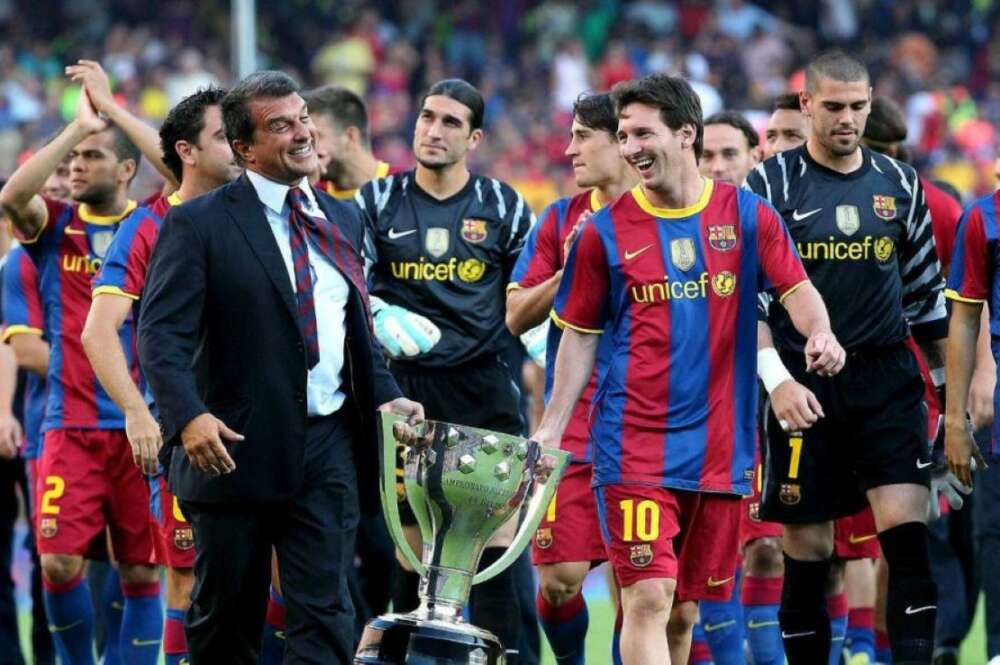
left=379, top=412, right=426, bottom=576
left=472, top=445, right=570, bottom=585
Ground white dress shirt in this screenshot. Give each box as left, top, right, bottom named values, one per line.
left=246, top=170, right=348, bottom=416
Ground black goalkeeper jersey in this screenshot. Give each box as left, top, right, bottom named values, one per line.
left=746, top=145, right=946, bottom=352
left=356, top=170, right=534, bottom=368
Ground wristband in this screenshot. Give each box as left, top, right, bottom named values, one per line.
left=758, top=347, right=792, bottom=394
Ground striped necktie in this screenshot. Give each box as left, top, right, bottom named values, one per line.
left=286, top=187, right=320, bottom=369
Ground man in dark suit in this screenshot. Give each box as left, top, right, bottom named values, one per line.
left=138, top=70, right=422, bottom=665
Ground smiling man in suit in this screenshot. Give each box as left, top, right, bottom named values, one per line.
left=137, top=70, right=422, bottom=665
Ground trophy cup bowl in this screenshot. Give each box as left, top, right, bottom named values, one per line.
left=355, top=413, right=570, bottom=665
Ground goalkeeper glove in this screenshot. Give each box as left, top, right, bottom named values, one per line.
left=520, top=321, right=548, bottom=368
left=928, top=462, right=974, bottom=520
left=371, top=295, right=441, bottom=358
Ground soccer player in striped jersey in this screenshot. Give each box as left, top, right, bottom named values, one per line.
left=506, top=91, right=634, bottom=665
left=531, top=73, right=842, bottom=665
left=746, top=51, right=948, bottom=665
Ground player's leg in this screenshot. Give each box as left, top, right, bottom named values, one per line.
left=826, top=560, right=848, bottom=665
left=150, top=472, right=195, bottom=665
left=667, top=599, right=699, bottom=665
left=974, top=455, right=1000, bottom=663
left=699, top=567, right=744, bottom=664
left=620, top=577, right=678, bottom=665
left=742, top=537, right=785, bottom=665
left=164, top=566, right=194, bottom=665
left=780, top=521, right=836, bottom=663
left=536, top=561, right=591, bottom=665
left=261, top=553, right=286, bottom=665
left=874, top=556, right=892, bottom=664
left=845, top=558, right=878, bottom=664
left=688, top=619, right=713, bottom=665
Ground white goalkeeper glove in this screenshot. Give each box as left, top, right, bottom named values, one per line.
left=928, top=461, right=974, bottom=521
left=520, top=321, right=548, bottom=368
left=370, top=296, right=441, bottom=358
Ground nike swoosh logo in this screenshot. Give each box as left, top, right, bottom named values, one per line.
left=274, top=630, right=286, bottom=641
left=707, top=575, right=735, bottom=587
left=792, top=208, right=822, bottom=221
left=387, top=227, right=417, bottom=240
left=782, top=630, right=817, bottom=638
left=848, top=533, right=878, bottom=544
left=703, top=619, right=736, bottom=632
left=905, top=605, right=936, bottom=615
left=50, top=619, right=84, bottom=632
left=916, top=459, right=933, bottom=469
left=131, top=638, right=162, bottom=647
left=747, top=619, right=780, bottom=629
left=624, top=244, right=653, bottom=261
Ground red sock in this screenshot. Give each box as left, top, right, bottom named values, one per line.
left=535, top=590, right=586, bottom=623
left=849, top=607, right=874, bottom=630
left=741, top=574, right=783, bottom=606
left=266, top=591, right=286, bottom=630
left=163, top=608, right=187, bottom=655
left=827, top=592, right=848, bottom=620
left=875, top=628, right=891, bottom=650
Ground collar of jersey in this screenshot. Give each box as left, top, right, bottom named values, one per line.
left=78, top=200, right=137, bottom=225
left=167, top=192, right=184, bottom=206
left=630, top=178, right=713, bottom=219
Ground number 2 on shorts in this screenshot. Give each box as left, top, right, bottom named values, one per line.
left=620, top=498, right=659, bottom=541
left=41, top=475, right=65, bottom=515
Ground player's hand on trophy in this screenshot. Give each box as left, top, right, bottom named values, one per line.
left=371, top=295, right=442, bottom=358
left=65, top=60, right=115, bottom=114
left=520, top=321, right=548, bottom=367
left=180, top=412, right=242, bottom=476
left=804, top=330, right=845, bottom=377
left=534, top=453, right=559, bottom=484
left=770, top=379, right=824, bottom=431
left=125, top=404, right=164, bottom=475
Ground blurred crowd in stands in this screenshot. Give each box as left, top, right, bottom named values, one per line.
left=1, top=0, right=999, bottom=211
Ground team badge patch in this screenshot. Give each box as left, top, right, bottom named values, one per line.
left=535, top=527, right=553, bottom=549
left=458, top=258, right=486, bottom=283
left=460, top=218, right=488, bottom=243
left=779, top=483, right=801, bottom=505
left=173, top=527, right=195, bottom=550
left=835, top=205, right=861, bottom=236
left=628, top=543, right=654, bottom=568
left=712, top=271, right=736, bottom=297
left=670, top=238, right=697, bottom=271
left=874, top=237, right=894, bottom=263
left=90, top=230, right=115, bottom=259
left=40, top=517, right=58, bottom=538
left=425, top=228, right=450, bottom=258
left=708, top=225, right=738, bottom=251
left=873, top=195, right=897, bottom=220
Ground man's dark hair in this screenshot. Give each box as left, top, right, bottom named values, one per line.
left=222, top=70, right=300, bottom=158
left=303, top=85, right=370, bottom=146
left=705, top=110, right=759, bottom=149
left=772, top=93, right=801, bottom=112
left=419, top=79, right=485, bottom=131
left=611, top=74, right=704, bottom=159
left=863, top=96, right=907, bottom=146
left=805, top=50, right=869, bottom=93
left=572, top=92, right=618, bottom=137
left=160, top=87, right=228, bottom=181
left=102, top=125, right=142, bottom=182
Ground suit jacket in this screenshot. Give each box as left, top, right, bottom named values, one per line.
left=138, top=173, right=401, bottom=512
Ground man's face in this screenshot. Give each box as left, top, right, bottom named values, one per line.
left=802, top=77, right=871, bottom=157
left=700, top=123, right=758, bottom=185
left=311, top=112, right=350, bottom=181
left=412, top=95, right=481, bottom=170
left=239, top=93, right=317, bottom=184
left=191, top=105, right=241, bottom=186
left=42, top=159, right=72, bottom=202
left=764, top=109, right=809, bottom=158
left=67, top=131, right=133, bottom=206
left=617, top=102, right=691, bottom=193
left=565, top=118, right=621, bottom=189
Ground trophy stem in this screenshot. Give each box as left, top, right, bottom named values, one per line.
left=418, top=564, right=474, bottom=620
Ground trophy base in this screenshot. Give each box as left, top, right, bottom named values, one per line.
left=355, top=613, right=506, bottom=664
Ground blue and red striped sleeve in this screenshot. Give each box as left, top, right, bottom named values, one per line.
left=946, top=196, right=997, bottom=304
left=92, top=209, right=162, bottom=299
left=2, top=247, right=44, bottom=341
left=755, top=200, right=808, bottom=301
left=508, top=199, right=565, bottom=291
left=551, top=214, right=609, bottom=334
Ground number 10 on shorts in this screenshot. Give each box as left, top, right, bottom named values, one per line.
left=620, top=499, right=660, bottom=541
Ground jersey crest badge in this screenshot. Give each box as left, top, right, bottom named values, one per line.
left=712, top=271, right=736, bottom=297
left=89, top=229, right=115, bottom=259
left=872, top=195, right=897, bottom=221
left=835, top=205, right=860, bottom=236
left=779, top=483, right=801, bottom=505
left=173, top=527, right=195, bottom=550
left=40, top=517, right=58, bottom=538
left=425, top=228, right=450, bottom=258
left=629, top=543, right=654, bottom=568
left=535, top=527, right=553, bottom=549
left=708, top=224, right=738, bottom=251
left=460, top=218, right=488, bottom=243
left=670, top=238, right=697, bottom=271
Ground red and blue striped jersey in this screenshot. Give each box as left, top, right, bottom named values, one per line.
left=1, top=246, right=47, bottom=458
left=509, top=189, right=604, bottom=463
left=553, top=180, right=808, bottom=495
left=18, top=197, right=138, bottom=431
left=944, top=190, right=1000, bottom=454
left=93, top=192, right=176, bottom=300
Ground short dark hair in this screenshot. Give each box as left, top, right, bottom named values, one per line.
left=863, top=96, right=907, bottom=145
left=772, top=93, right=801, bottom=112
left=102, top=125, right=142, bottom=182
left=160, top=87, right=228, bottom=181
left=303, top=85, right=370, bottom=145
left=572, top=92, right=618, bottom=137
left=805, top=50, right=869, bottom=94
left=222, top=71, right=300, bottom=157
left=705, top=110, right=759, bottom=149
left=611, top=74, right=704, bottom=159
left=419, top=79, right=485, bottom=131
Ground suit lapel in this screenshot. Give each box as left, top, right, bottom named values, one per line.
left=226, top=174, right=298, bottom=322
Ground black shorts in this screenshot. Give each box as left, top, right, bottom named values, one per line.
left=390, top=355, right=524, bottom=525
left=759, top=341, right=931, bottom=524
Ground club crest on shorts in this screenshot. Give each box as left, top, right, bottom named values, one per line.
left=779, top=483, right=801, bottom=505
left=458, top=258, right=486, bottom=282
left=535, top=527, right=553, bottom=549
left=90, top=230, right=115, bottom=259
left=425, top=228, right=450, bottom=258
left=712, top=271, right=736, bottom=297
left=460, top=218, right=488, bottom=244
left=670, top=238, right=697, bottom=271
left=835, top=205, right=861, bottom=236
left=873, top=195, right=897, bottom=220
left=40, top=517, right=58, bottom=538
left=749, top=501, right=762, bottom=523
left=874, top=236, right=894, bottom=263
left=708, top=225, right=737, bottom=252
left=629, top=543, right=654, bottom=568
left=173, top=527, right=194, bottom=550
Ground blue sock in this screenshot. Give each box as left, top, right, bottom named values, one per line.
left=119, top=581, right=163, bottom=665
left=701, top=569, right=745, bottom=664
left=101, top=569, right=124, bottom=665
left=829, top=593, right=848, bottom=665
left=536, top=590, right=587, bottom=665
left=43, top=573, right=96, bottom=665
left=689, top=620, right=713, bottom=665
left=875, top=629, right=892, bottom=663
left=163, top=607, right=188, bottom=665
left=742, top=574, right=784, bottom=665
left=261, top=587, right=286, bottom=665
left=846, top=607, right=876, bottom=662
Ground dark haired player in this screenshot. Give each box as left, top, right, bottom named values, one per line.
left=702, top=110, right=762, bottom=186
left=764, top=94, right=809, bottom=159
left=746, top=51, right=947, bottom=665
left=506, top=91, right=634, bottom=665
left=81, top=87, right=237, bottom=665
left=356, top=78, right=536, bottom=656
left=532, top=73, right=841, bottom=665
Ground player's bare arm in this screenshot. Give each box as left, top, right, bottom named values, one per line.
left=506, top=273, right=562, bottom=336
left=944, top=300, right=989, bottom=486
left=780, top=281, right=845, bottom=376
left=530, top=326, right=598, bottom=450
left=7, top=333, right=49, bottom=378
left=758, top=320, right=825, bottom=431
left=0, top=344, right=22, bottom=459
left=968, top=306, right=995, bottom=430
left=82, top=293, right=163, bottom=474
left=66, top=59, right=179, bottom=190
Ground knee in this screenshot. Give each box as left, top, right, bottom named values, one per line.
left=667, top=600, right=698, bottom=638
left=745, top=537, right=784, bottom=576
left=539, top=572, right=583, bottom=607
left=622, top=580, right=675, bottom=624
left=119, top=563, right=160, bottom=586
left=40, top=554, right=84, bottom=585
left=783, top=524, right=834, bottom=561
